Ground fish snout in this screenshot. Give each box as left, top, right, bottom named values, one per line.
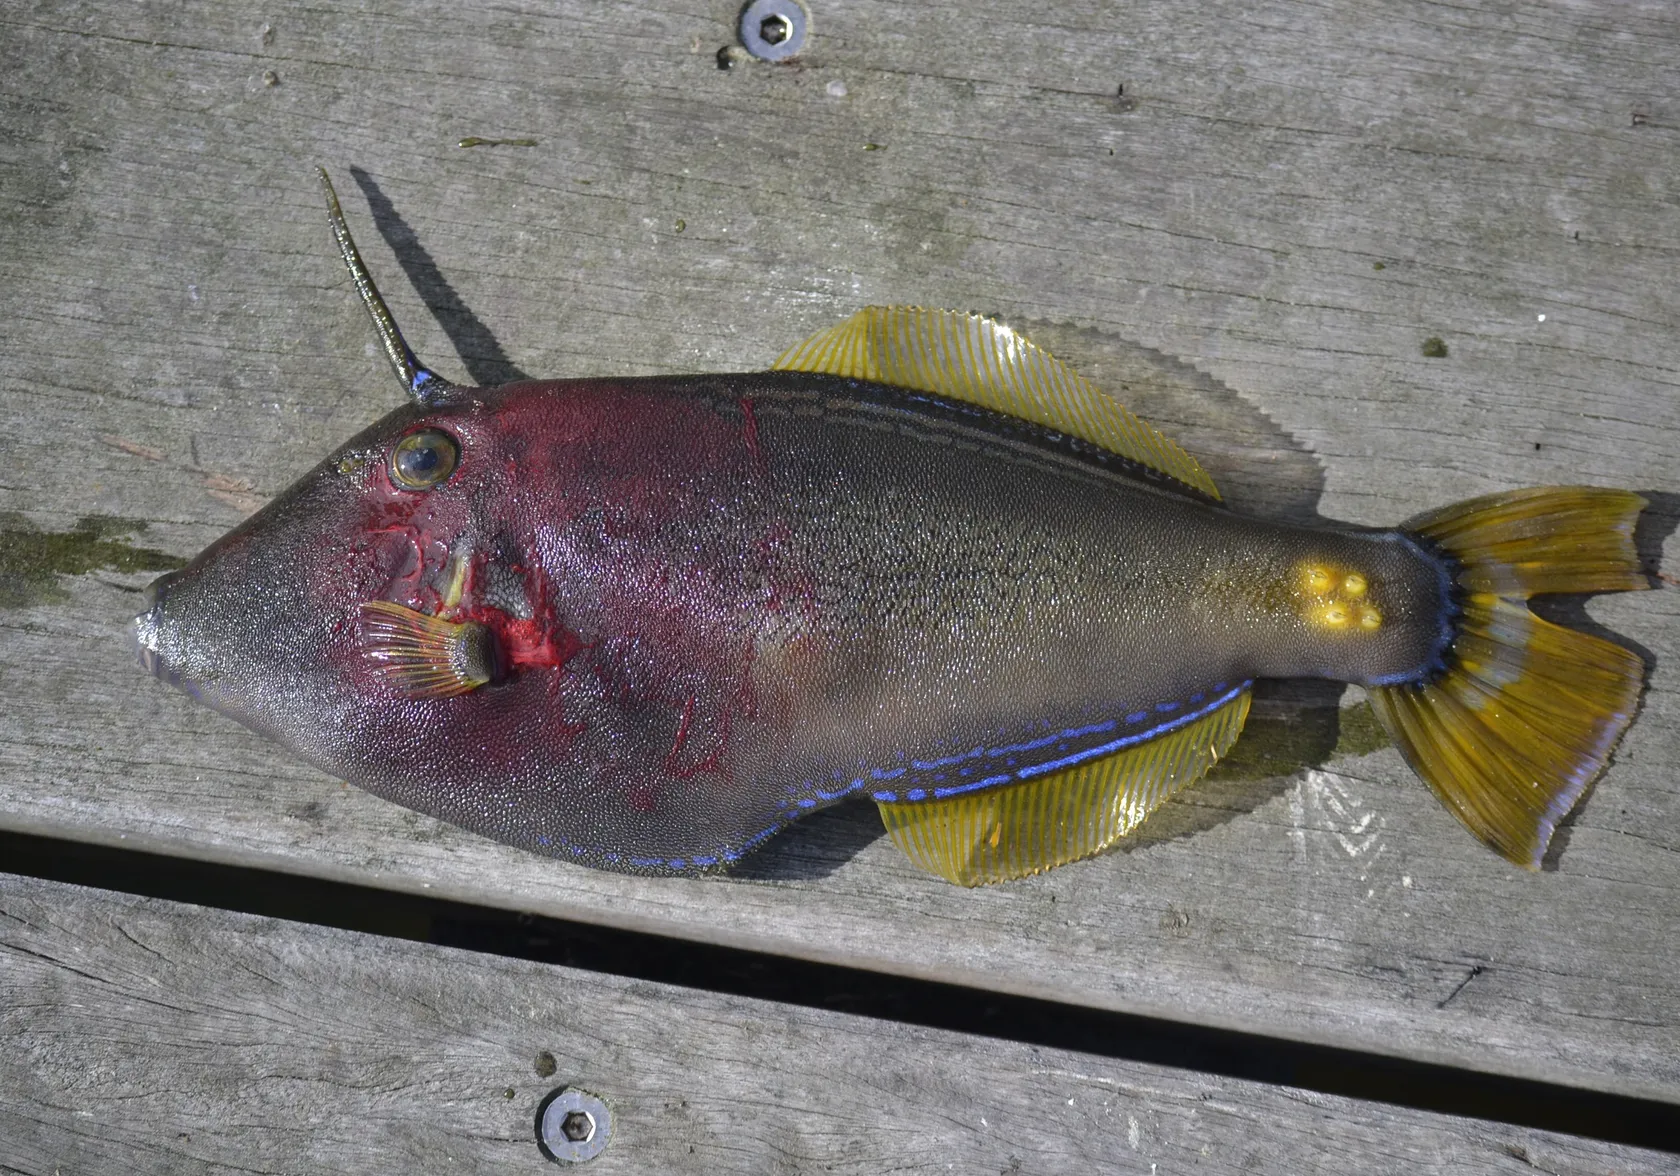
left=132, top=571, right=177, bottom=677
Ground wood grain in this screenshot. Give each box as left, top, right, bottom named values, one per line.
left=2, top=0, right=1676, bottom=1110
left=4, top=871, right=1676, bottom=1176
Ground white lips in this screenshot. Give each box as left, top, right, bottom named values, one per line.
left=132, top=605, right=164, bottom=672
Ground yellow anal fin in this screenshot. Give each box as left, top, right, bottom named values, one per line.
left=1370, top=595, right=1643, bottom=869
left=880, top=690, right=1251, bottom=886
left=774, top=306, right=1220, bottom=501
left=361, top=600, right=500, bottom=698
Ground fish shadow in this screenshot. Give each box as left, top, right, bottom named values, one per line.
left=347, top=168, right=529, bottom=388
left=1013, top=320, right=1330, bottom=525
left=731, top=801, right=890, bottom=882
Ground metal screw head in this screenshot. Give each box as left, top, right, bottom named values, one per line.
left=561, top=1111, right=595, bottom=1143
left=739, top=0, right=807, bottom=61
left=539, top=1088, right=611, bottom=1164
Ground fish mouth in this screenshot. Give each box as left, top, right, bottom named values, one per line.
left=132, top=571, right=176, bottom=677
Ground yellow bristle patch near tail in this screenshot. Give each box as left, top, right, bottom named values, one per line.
left=879, top=690, right=1250, bottom=886
left=1369, top=488, right=1648, bottom=869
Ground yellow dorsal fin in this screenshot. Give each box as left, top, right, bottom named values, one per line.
left=879, top=689, right=1251, bottom=886
left=773, top=306, right=1220, bottom=500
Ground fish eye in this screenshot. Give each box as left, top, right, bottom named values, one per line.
left=389, top=429, right=459, bottom=490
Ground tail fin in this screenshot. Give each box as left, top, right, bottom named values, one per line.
left=1368, top=487, right=1648, bottom=869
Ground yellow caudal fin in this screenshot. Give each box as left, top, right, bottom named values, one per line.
left=1400, top=487, right=1650, bottom=596
left=774, top=306, right=1221, bottom=500
left=1369, top=488, right=1649, bottom=868
left=880, top=689, right=1251, bottom=886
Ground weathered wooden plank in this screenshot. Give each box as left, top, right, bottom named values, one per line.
left=2, top=0, right=1677, bottom=1107
left=1, top=871, right=1673, bottom=1176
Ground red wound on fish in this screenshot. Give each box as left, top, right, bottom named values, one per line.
left=493, top=613, right=585, bottom=672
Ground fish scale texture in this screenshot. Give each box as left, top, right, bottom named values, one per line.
left=137, top=372, right=1449, bottom=874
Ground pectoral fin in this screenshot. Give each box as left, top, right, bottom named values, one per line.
left=879, top=689, right=1251, bottom=885
left=360, top=600, right=501, bottom=698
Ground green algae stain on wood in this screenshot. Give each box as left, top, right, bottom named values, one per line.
left=0, top=513, right=185, bottom=608
left=1330, top=701, right=1390, bottom=758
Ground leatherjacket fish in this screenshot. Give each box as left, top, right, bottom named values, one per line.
left=132, top=171, right=1650, bottom=884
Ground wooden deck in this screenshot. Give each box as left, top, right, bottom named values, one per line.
left=2, top=0, right=1677, bottom=1170
left=6, top=872, right=1677, bottom=1174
